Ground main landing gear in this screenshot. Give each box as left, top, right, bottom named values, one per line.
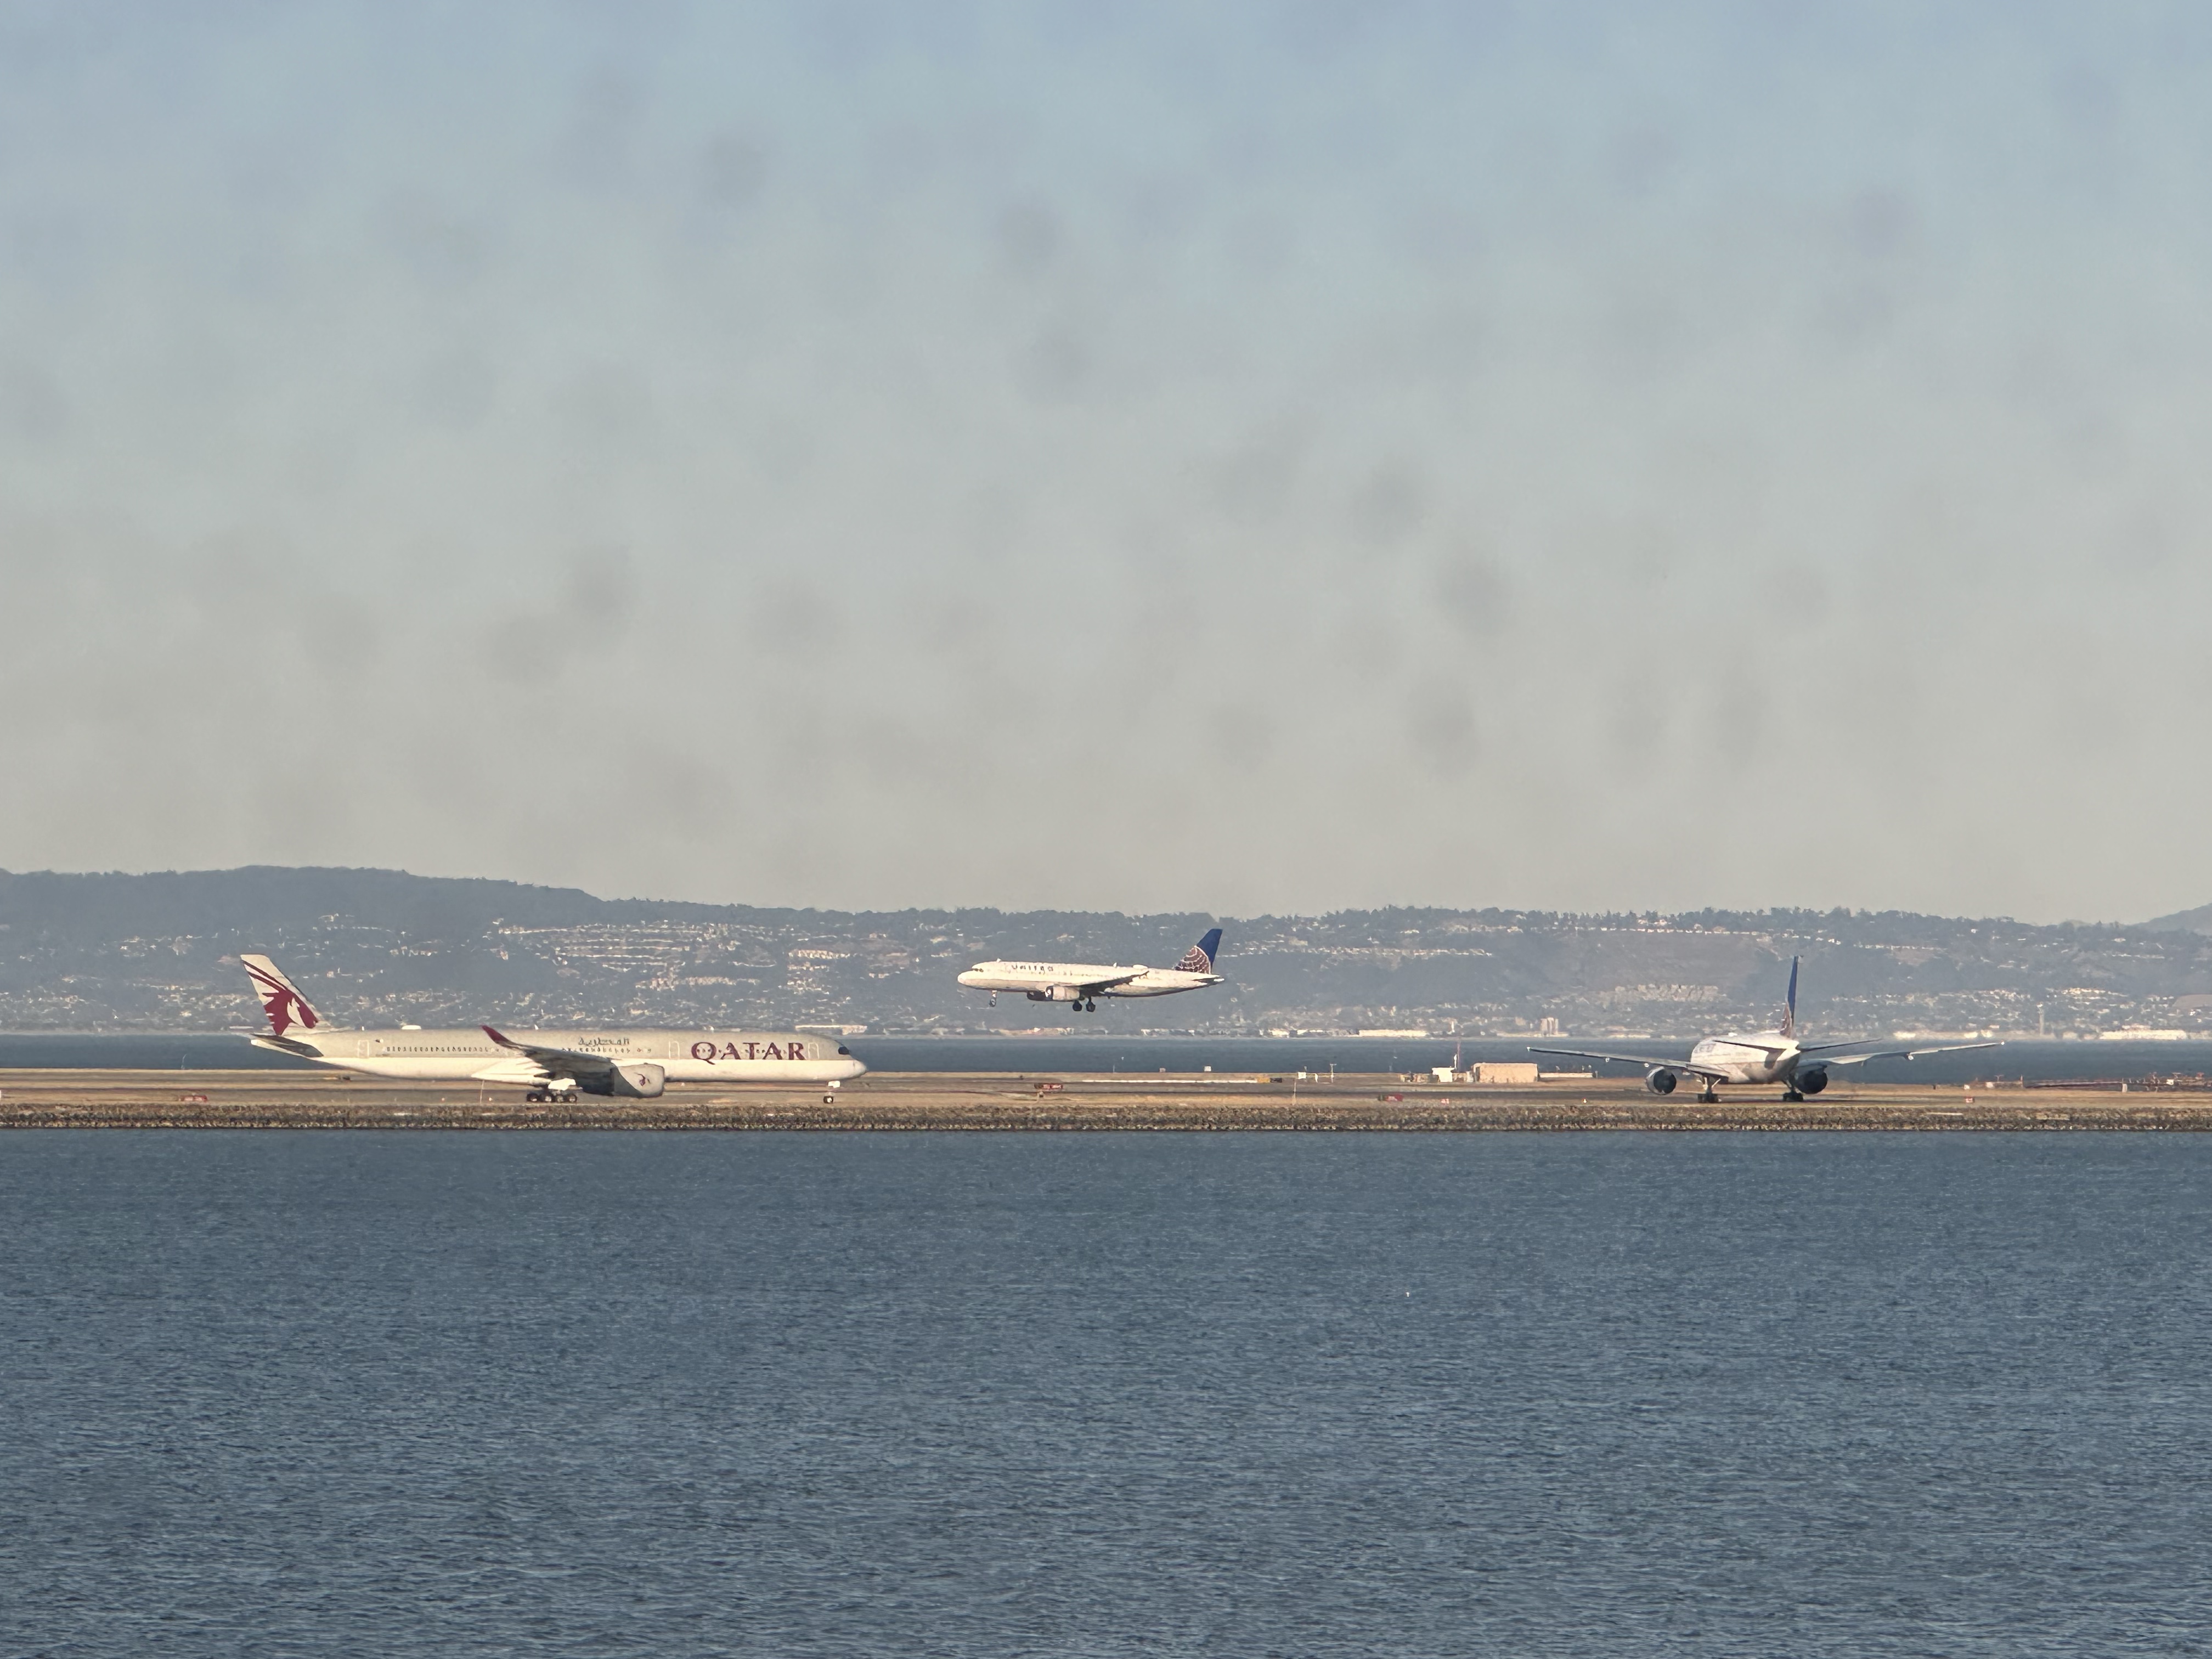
left=524, top=1090, right=579, bottom=1104
left=1071, top=998, right=1097, bottom=1013
left=1781, top=1090, right=1806, bottom=1102
left=1696, top=1088, right=1720, bottom=1103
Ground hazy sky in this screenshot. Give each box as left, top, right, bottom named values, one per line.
left=4, top=3, right=2210, bottom=921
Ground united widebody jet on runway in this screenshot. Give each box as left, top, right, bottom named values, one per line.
left=235, top=955, right=866, bottom=1103
left=1531, top=958, right=1998, bottom=1102
left=957, top=928, right=1226, bottom=1014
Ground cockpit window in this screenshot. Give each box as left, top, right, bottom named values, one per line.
left=837, top=1046, right=850, bottom=1055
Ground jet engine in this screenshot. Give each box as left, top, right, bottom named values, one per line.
left=1027, top=985, right=1085, bottom=1002
left=1645, top=1068, right=1678, bottom=1095
left=1795, top=1067, right=1829, bottom=1096
left=582, top=1062, right=667, bottom=1099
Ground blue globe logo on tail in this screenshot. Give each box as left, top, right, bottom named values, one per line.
left=1176, top=928, right=1224, bottom=974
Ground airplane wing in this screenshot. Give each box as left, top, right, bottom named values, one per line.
left=1804, top=1040, right=2001, bottom=1070
left=1528, top=1045, right=1731, bottom=1083
left=481, top=1024, right=628, bottom=1081
left=1077, top=972, right=1146, bottom=992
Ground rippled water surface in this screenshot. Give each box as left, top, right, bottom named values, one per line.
left=3, top=1133, right=2208, bottom=1656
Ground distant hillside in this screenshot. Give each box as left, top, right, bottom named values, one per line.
left=6, top=865, right=2212, bottom=1037
left=0, top=866, right=614, bottom=941
left=0, top=866, right=1210, bottom=1033
left=2142, top=902, right=2212, bottom=935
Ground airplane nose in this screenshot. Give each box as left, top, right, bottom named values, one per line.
left=957, top=970, right=982, bottom=987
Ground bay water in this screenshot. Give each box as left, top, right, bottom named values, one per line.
left=3, top=1132, right=2208, bottom=1655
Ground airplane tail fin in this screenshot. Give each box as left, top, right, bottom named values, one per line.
left=1780, top=956, right=1799, bottom=1038
left=240, top=954, right=323, bottom=1038
left=1176, top=927, right=1224, bottom=974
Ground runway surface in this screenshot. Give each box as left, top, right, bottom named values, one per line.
left=3, top=1070, right=2209, bottom=1129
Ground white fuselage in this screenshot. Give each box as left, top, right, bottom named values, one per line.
left=1689, top=1032, right=1808, bottom=1085
left=956, top=961, right=1223, bottom=1001
left=255, top=1028, right=867, bottom=1085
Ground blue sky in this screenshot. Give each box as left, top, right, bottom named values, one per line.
left=4, top=3, right=2210, bottom=919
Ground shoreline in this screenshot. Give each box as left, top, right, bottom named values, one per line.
left=4, top=1070, right=2210, bottom=1131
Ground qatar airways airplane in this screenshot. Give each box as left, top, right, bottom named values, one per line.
left=1530, top=957, right=1997, bottom=1102
left=235, top=955, right=867, bottom=1102
left=957, top=928, right=1226, bottom=1013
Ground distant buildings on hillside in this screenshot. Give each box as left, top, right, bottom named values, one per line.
left=7, top=870, right=2212, bottom=1037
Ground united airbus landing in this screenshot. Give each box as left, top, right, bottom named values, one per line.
left=957, top=928, right=1226, bottom=1013
left=236, top=955, right=866, bottom=1102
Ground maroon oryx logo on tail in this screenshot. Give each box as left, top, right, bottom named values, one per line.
left=241, top=954, right=321, bottom=1037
